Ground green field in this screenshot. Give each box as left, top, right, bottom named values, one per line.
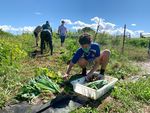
left=0, top=29, right=150, bottom=113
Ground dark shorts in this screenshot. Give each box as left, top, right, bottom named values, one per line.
left=60, top=36, right=66, bottom=43
left=34, top=32, right=38, bottom=38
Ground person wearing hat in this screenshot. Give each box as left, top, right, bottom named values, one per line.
left=64, top=34, right=110, bottom=81
left=40, top=21, right=53, bottom=55
left=58, top=20, right=67, bottom=47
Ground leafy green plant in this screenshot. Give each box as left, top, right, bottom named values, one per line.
left=111, top=37, right=121, bottom=46
left=126, top=38, right=148, bottom=48
left=0, top=39, right=27, bottom=76
left=111, top=82, right=139, bottom=112
left=127, top=77, right=150, bottom=104
left=59, top=52, right=71, bottom=63
left=0, top=29, right=14, bottom=37
left=16, top=75, right=61, bottom=101
left=108, top=77, right=150, bottom=112
left=35, top=67, right=63, bottom=84
left=124, top=45, right=148, bottom=61
left=96, top=33, right=111, bottom=45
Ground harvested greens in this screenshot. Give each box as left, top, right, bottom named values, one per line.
left=85, top=80, right=108, bottom=90
left=16, top=75, right=60, bottom=101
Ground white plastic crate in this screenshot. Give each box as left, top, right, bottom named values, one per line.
left=71, top=73, right=118, bottom=100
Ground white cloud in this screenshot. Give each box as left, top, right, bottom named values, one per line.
left=0, top=25, right=35, bottom=34
left=106, top=27, right=123, bottom=36
left=61, top=17, right=115, bottom=32
left=103, top=27, right=143, bottom=37
left=74, top=21, right=87, bottom=26
left=143, top=32, right=150, bottom=35
left=61, top=19, right=72, bottom=24
left=91, top=17, right=116, bottom=30
left=131, top=24, right=136, bottom=26
left=71, top=17, right=116, bottom=32
left=104, top=22, right=116, bottom=30
left=0, top=17, right=149, bottom=38
left=72, top=26, right=84, bottom=30
left=70, top=17, right=147, bottom=37
left=91, top=17, right=104, bottom=24
left=71, top=21, right=93, bottom=31
left=21, top=26, right=35, bottom=33
left=34, top=12, right=42, bottom=15
left=91, top=17, right=100, bottom=23
left=74, top=21, right=91, bottom=28
left=134, top=30, right=144, bottom=33
left=142, top=32, right=150, bottom=37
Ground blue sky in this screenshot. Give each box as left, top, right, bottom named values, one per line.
left=0, top=0, right=150, bottom=37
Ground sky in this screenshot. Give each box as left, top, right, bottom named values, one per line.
left=0, top=0, right=150, bottom=37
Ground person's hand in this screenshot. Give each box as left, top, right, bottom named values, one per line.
left=87, top=73, right=92, bottom=78
left=86, top=73, right=93, bottom=82
left=63, top=73, right=69, bottom=80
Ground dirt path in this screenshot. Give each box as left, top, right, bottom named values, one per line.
left=125, top=59, right=150, bottom=83
left=135, top=59, right=150, bottom=74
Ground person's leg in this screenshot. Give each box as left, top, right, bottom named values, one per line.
left=60, top=36, right=62, bottom=46
left=36, top=36, right=39, bottom=46
left=34, top=32, right=38, bottom=46
left=40, top=31, right=45, bottom=54
left=60, top=36, right=65, bottom=47
left=77, top=58, right=88, bottom=76
left=44, top=31, right=50, bottom=50
left=44, top=32, right=49, bottom=51
left=99, top=49, right=111, bottom=75
left=48, top=34, right=53, bottom=55
left=49, top=40, right=53, bottom=55
left=62, top=36, right=65, bottom=46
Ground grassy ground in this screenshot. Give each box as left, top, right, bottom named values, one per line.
left=0, top=32, right=150, bottom=112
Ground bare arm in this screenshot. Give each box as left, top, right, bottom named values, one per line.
left=64, top=61, right=74, bottom=79
left=66, top=61, right=74, bottom=74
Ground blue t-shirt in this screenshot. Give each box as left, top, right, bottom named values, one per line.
left=72, top=43, right=100, bottom=64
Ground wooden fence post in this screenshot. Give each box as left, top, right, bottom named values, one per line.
left=122, top=24, right=126, bottom=54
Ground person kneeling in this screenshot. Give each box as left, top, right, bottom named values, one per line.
left=64, top=34, right=110, bottom=81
